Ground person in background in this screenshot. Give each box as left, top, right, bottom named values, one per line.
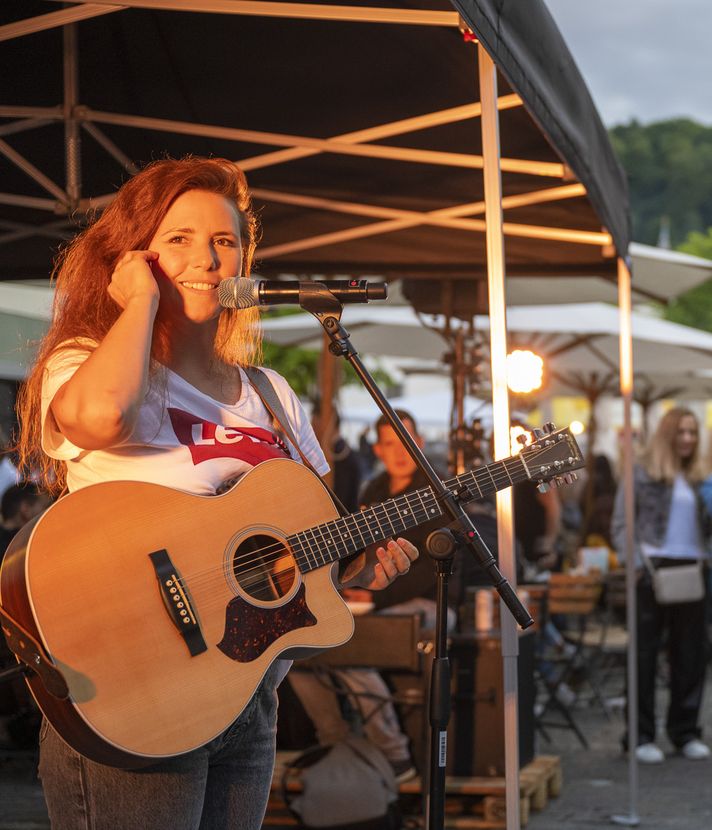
left=513, top=478, right=563, bottom=577
left=0, top=481, right=52, bottom=749
left=611, top=406, right=711, bottom=764
left=0, top=431, right=20, bottom=502
left=11, top=156, right=418, bottom=829
left=311, top=403, right=364, bottom=512
left=0, top=481, right=51, bottom=556
left=289, top=409, right=457, bottom=783
left=357, top=424, right=377, bottom=477
left=581, top=453, right=617, bottom=548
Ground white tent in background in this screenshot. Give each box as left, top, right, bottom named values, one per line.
left=262, top=301, right=712, bottom=377
left=3, top=240, right=712, bottom=381
left=504, top=242, right=712, bottom=306
left=0, top=281, right=54, bottom=379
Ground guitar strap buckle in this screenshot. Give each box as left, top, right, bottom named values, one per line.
left=0, top=602, right=69, bottom=699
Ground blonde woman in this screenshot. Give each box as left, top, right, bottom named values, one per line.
left=611, top=407, right=711, bottom=764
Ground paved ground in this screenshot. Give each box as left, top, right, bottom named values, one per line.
left=526, top=691, right=712, bottom=830
left=3, top=675, right=712, bottom=829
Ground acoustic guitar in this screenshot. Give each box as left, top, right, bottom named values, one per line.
left=0, top=425, right=583, bottom=768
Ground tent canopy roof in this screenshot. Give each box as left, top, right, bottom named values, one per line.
left=0, top=1, right=629, bottom=284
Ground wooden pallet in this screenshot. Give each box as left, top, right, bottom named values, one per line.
left=268, top=752, right=561, bottom=828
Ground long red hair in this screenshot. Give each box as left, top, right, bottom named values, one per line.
left=17, top=156, right=261, bottom=494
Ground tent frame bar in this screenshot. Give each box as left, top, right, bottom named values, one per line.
left=78, top=107, right=565, bottom=178
left=49, top=0, right=461, bottom=27
left=0, top=4, right=122, bottom=43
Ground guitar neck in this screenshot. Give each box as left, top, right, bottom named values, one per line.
left=289, top=455, right=530, bottom=574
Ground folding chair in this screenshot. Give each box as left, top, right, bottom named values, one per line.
left=534, top=572, right=603, bottom=748
left=581, top=568, right=628, bottom=708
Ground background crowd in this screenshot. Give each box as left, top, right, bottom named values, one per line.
left=2, top=402, right=712, bottom=776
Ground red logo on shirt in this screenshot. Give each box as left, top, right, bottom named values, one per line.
left=168, top=408, right=290, bottom=466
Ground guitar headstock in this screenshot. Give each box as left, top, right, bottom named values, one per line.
left=518, top=423, right=585, bottom=493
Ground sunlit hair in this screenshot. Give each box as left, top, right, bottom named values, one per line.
left=643, top=406, right=705, bottom=484
left=17, top=156, right=261, bottom=494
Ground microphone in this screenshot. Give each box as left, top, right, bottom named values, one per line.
left=217, top=277, right=388, bottom=309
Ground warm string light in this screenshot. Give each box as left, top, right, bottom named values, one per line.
left=506, top=349, right=544, bottom=394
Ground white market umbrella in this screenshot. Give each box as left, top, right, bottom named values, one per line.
left=0, top=282, right=54, bottom=379
left=504, top=242, right=712, bottom=306
left=263, top=301, right=712, bottom=380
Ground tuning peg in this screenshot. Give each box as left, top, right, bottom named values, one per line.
left=537, top=481, right=550, bottom=494
left=532, top=428, right=545, bottom=440
left=516, top=433, right=528, bottom=446
left=562, top=473, right=578, bottom=484
left=543, top=422, right=556, bottom=434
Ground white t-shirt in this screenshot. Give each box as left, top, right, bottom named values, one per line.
left=40, top=345, right=328, bottom=494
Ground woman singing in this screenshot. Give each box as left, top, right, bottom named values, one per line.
left=15, top=156, right=417, bottom=829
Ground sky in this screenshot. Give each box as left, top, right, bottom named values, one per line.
left=544, top=0, right=712, bottom=127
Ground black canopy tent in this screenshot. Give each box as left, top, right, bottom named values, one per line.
left=0, top=0, right=629, bottom=281
left=0, top=3, right=635, bottom=828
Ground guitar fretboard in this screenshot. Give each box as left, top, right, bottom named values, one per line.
left=288, top=454, right=531, bottom=574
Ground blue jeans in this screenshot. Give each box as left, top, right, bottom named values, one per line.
left=38, top=663, right=282, bottom=830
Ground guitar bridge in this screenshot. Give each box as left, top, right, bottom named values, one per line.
left=149, top=549, right=207, bottom=657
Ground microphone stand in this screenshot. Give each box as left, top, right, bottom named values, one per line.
left=297, top=285, right=533, bottom=830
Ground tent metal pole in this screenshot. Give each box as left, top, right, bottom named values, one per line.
left=80, top=107, right=565, bottom=177
left=251, top=184, right=587, bottom=230
left=611, top=256, right=640, bottom=827
left=239, top=95, right=524, bottom=171
left=478, top=42, right=520, bottom=830
left=257, top=205, right=609, bottom=261
left=0, top=139, right=68, bottom=205
left=51, top=0, right=460, bottom=27
left=63, top=23, right=82, bottom=210
left=0, top=193, right=58, bottom=211
left=0, top=4, right=120, bottom=43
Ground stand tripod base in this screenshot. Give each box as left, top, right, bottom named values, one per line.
left=611, top=813, right=640, bottom=826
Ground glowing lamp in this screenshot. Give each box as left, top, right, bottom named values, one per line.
left=506, top=349, right=544, bottom=394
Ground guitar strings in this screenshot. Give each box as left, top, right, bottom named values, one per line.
left=174, top=500, right=438, bottom=602
left=167, top=440, right=575, bottom=598
left=171, top=442, right=566, bottom=595
left=177, top=464, right=503, bottom=589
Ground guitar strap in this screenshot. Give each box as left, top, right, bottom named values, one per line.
left=243, top=366, right=349, bottom=518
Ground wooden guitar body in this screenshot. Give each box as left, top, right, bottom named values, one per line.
left=0, top=424, right=584, bottom=767
left=0, top=459, right=353, bottom=767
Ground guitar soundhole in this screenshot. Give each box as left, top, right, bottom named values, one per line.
left=232, top=534, right=296, bottom=602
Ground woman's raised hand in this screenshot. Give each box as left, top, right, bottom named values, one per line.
left=108, top=250, right=161, bottom=309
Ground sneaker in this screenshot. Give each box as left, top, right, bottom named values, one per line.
left=389, top=758, right=418, bottom=784
left=635, top=743, right=665, bottom=764
left=680, top=739, right=711, bottom=760
left=555, top=682, right=577, bottom=707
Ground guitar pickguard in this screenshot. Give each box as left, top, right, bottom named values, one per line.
left=217, top=583, right=317, bottom=662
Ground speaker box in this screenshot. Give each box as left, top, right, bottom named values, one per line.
left=448, top=629, right=536, bottom=777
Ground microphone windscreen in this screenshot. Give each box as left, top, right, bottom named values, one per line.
left=217, top=277, right=258, bottom=309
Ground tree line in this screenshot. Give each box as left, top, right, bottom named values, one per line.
left=610, top=118, right=712, bottom=328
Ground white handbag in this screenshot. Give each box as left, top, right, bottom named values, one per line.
left=644, top=558, right=705, bottom=605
